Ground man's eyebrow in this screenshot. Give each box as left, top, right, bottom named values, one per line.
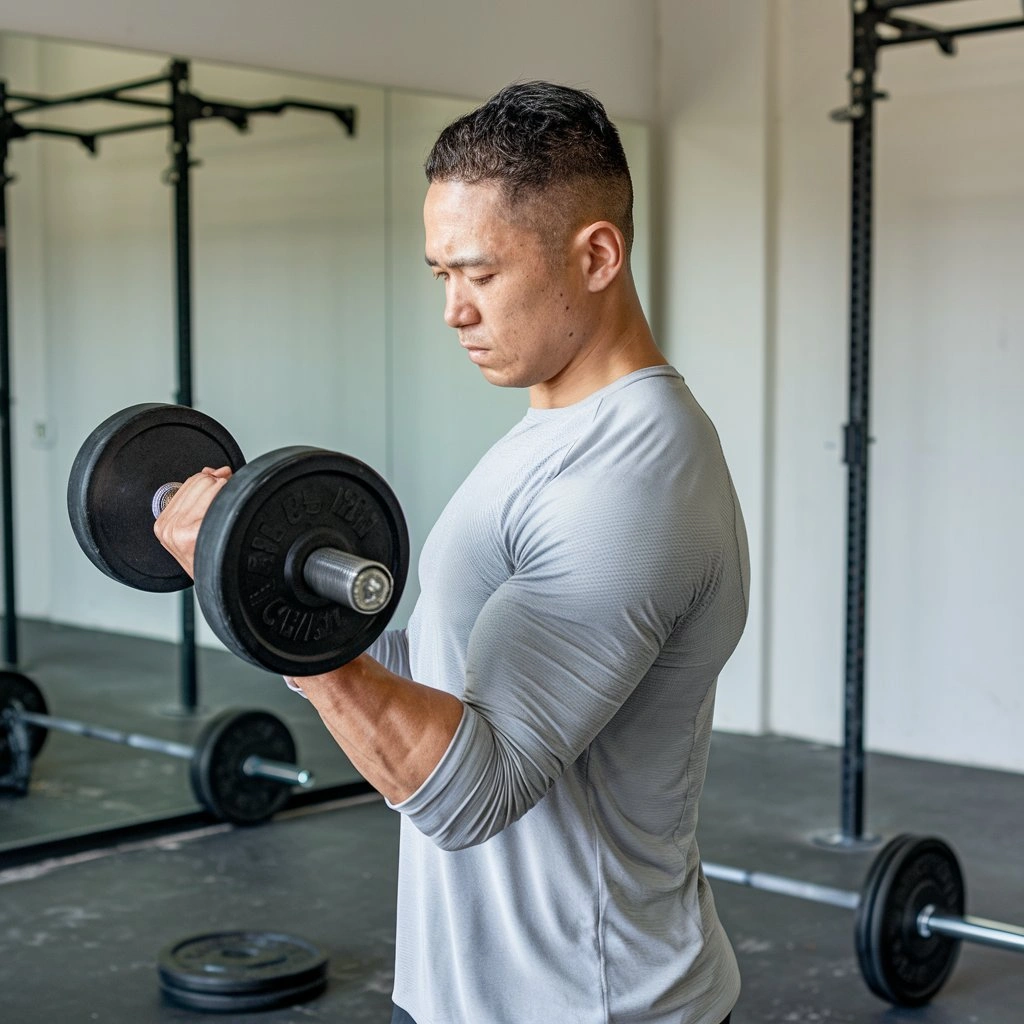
left=424, top=253, right=496, bottom=270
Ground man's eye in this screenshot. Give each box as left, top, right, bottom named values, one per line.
left=433, top=272, right=449, bottom=282
left=471, top=275, right=494, bottom=285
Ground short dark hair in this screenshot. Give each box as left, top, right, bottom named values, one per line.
left=425, top=81, right=634, bottom=257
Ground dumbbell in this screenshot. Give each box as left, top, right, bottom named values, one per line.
left=67, top=404, right=409, bottom=676
left=0, top=671, right=311, bottom=825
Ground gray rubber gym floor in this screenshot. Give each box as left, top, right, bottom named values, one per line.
left=1, top=619, right=1022, bottom=1022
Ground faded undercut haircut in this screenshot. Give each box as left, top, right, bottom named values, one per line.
left=425, top=81, right=634, bottom=259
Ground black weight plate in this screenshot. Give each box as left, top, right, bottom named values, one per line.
left=67, top=404, right=245, bottom=593
left=0, top=671, right=49, bottom=770
left=157, top=929, right=328, bottom=996
left=194, top=446, right=408, bottom=676
left=855, top=834, right=914, bottom=1003
left=160, top=973, right=328, bottom=1013
left=856, top=834, right=964, bottom=1006
left=190, top=709, right=296, bottom=825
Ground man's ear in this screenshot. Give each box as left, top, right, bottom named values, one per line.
left=577, top=221, right=625, bottom=293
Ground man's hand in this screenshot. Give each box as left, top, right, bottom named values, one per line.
left=153, top=466, right=233, bottom=578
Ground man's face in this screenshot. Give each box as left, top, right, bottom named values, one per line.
left=424, top=181, right=586, bottom=394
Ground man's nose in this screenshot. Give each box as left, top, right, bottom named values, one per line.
left=444, top=283, right=480, bottom=329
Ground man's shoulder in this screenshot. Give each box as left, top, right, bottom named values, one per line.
left=579, top=368, right=720, bottom=465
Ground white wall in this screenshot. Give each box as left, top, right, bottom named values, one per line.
left=657, top=0, right=774, bottom=735
left=0, top=0, right=657, bottom=122
left=658, top=0, right=1024, bottom=773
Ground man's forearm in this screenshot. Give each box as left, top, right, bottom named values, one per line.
left=292, top=654, right=464, bottom=805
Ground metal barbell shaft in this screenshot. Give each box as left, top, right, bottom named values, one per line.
left=703, top=861, right=860, bottom=911
left=922, top=910, right=1024, bottom=953
left=243, top=754, right=312, bottom=786
left=153, top=482, right=393, bottom=614
left=703, top=858, right=1024, bottom=956
left=17, top=708, right=313, bottom=788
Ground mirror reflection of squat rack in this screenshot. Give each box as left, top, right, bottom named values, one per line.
left=0, top=59, right=358, bottom=713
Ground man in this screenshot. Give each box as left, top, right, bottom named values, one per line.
left=156, top=81, right=748, bottom=1024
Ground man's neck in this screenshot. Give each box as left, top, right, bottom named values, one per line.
left=530, top=303, right=666, bottom=410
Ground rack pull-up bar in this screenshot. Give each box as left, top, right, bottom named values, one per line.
left=0, top=58, right=356, bottom=712
left=822, top=0, right=1024, bottom=850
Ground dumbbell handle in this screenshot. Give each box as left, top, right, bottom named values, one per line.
left=17, top=709, right=314, bottom=787
left=153, top=481, right=393, bottom=615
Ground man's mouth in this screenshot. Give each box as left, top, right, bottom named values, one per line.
left=460, top=339, right=489, bottom=363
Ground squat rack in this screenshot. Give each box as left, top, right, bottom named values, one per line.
left=0, top=58, right=356, bottom=712
left=827, top=0, right=1024, bottom=848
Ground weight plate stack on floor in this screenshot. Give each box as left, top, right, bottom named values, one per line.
left=157, top=930, right=329, bottom=1012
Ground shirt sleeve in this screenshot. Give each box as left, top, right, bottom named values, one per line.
left=285, top=627, right=411, bottom=698
left=367, top=627, right=412, bottom=678
left=392, top=469, right=706, bottom=851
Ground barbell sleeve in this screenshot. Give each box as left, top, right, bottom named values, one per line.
left=302, top=547, right=393, bottom=614
left=921, top=910, right=1024, bottom=953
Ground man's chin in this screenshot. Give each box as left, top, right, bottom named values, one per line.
left=478, top=366, right=527, bottom=389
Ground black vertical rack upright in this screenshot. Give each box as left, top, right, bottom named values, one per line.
left=823, top=0, right=1024, bottom=848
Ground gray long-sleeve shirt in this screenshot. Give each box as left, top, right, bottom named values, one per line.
left=374, top=366, right=749, bottom=1024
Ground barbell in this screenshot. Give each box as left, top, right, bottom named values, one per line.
left=67, top=404, right=409, bottom=676
left=704, top=835, right=1024, bottom=1006
left=0, top=671, right=312, bottom=825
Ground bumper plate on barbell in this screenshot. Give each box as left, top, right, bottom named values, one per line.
left=855, top=833, right=965, bottom=1007
left=0, top=670, right=50, bottom=771
left=190, top=709, right=297, bottom=825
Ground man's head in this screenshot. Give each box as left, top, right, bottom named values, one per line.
left=425, top=81, right=633, bottom=261
left=423, top=82, right=654, bottom=407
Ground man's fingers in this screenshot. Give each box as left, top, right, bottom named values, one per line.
left=160, top=471, right=229, bottom=519
left=153, top=471, right=232, bottom=577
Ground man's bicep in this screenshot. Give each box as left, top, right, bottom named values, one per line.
left=463, top=565, right=667, bottom=782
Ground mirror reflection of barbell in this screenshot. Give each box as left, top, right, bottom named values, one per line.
left=703, top=835, right=1024, bottom=1006
left=0, top=671, right=312, bottom=825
